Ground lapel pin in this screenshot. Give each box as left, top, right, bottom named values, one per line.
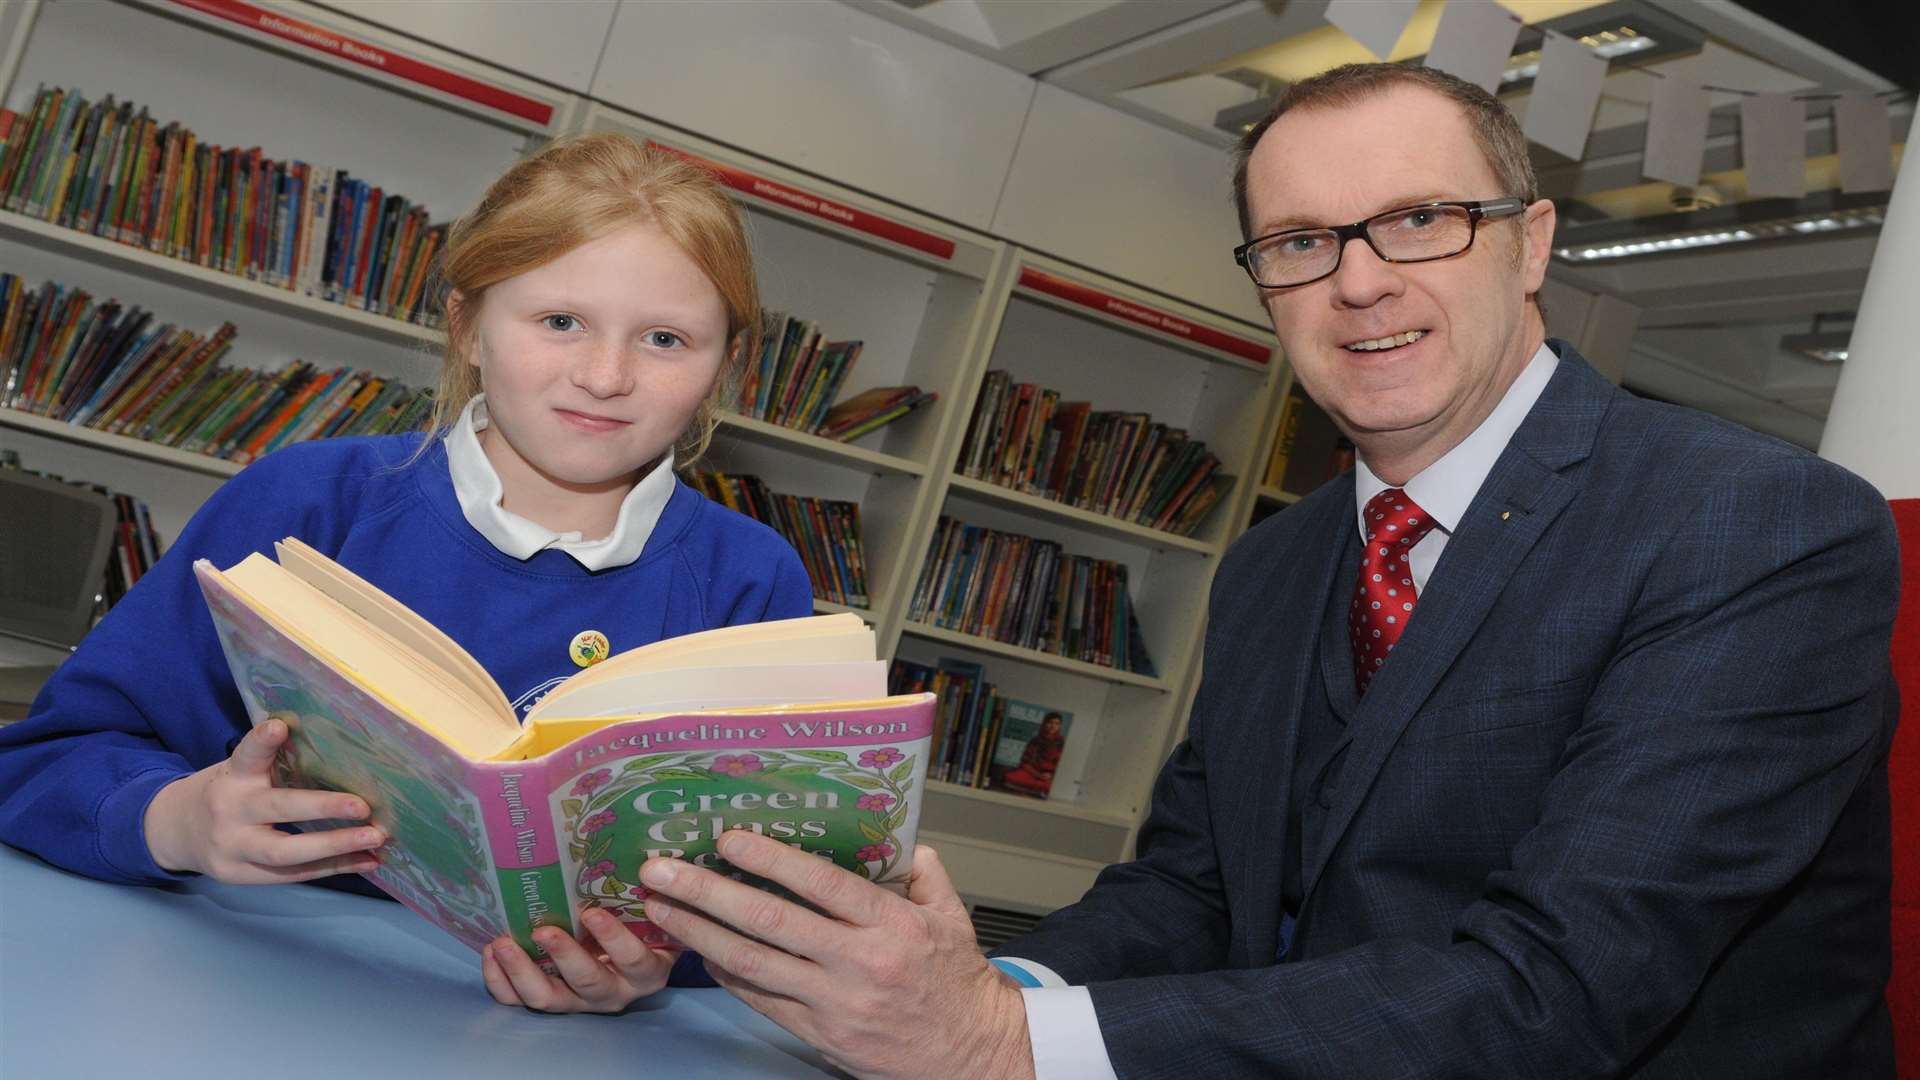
left=1500, top=511, right=1512, bottom=521
left=569, top=629, right=610, bottom=667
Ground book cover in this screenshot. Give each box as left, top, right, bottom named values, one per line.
left=987, top=700, right=1071, bottom=800
left=194, top=541, right=933, bottom=965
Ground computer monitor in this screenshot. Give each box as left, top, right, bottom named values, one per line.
left=0, top=469, right=119, bottom=651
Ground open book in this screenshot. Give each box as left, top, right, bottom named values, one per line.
left=194, top=539, right=933, bottom=963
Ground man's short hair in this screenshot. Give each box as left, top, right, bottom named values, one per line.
left=1231, top=63, right=1539, bottom=240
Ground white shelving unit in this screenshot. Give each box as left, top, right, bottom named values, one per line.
left=0, top=0, right=554, bottom=537
left=891, top=251, right=1279, bottom=869
left=0, top=407, right=241, bottom=478
left=0, top=210, right=444, bottom=347
left=579, top=103, right=1012, bottom=641
left=0, top=0, right=1297, bottom=914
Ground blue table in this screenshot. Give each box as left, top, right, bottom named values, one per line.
left=0, top=844, right=838, bottom=1078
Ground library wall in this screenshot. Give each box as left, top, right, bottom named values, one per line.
left=409, top=0, right=1262, bottom=323
left=319, top=0, right=619, bottom=94
left=992, top=84, right=1263, bottom=325
left=590, top=0, right=1035, bottom=233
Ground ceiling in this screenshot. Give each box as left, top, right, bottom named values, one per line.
left=843, top=0, right=1912, bottom=449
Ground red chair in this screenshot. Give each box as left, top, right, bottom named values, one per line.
left=1889, top=498, right=1919, bottom=1071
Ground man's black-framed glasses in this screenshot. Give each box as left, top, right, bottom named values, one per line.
left=1233, top=197, right=1527, bottom=289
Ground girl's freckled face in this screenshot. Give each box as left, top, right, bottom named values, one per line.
left=467, top=222, right=730, bottom=501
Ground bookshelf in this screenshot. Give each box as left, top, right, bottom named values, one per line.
left=713, top=411, right=927, bottom=479
left=0, top=210, right=444, bottom=347
left=580, top=103, right=1011, bottom=643
left=944, top=473, right=1217, bottom=556
left=0, top=0, right=546, bottom=537
left=0, top=406, right=241, bottom=479
left=1, top=0, right=1298, bottom=914
left=890, top=253, right=1278, bottom=871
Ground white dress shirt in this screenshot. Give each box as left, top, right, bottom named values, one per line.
left=994, top=341, right=1560, bottom=1080
left=443, top=394, right=676, bottom=571
left=1352, top=342, right=1558, bottom=590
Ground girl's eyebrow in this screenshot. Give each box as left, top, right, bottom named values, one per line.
left=517, top=295, right=713, bottom=318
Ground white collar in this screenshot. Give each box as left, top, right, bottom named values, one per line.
left=444, top=394, right=675, bottom=571
left=1355, top=341, right=1558, bottom=537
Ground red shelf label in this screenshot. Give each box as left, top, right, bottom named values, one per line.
left=171, top=0, right=555, bottom=126
left=649, top=142, right=956, bottom=261
left=1017, top=268, right=1270, bottom=365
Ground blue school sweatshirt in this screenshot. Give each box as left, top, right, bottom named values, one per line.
left=0, top=433, right=812, bottom=889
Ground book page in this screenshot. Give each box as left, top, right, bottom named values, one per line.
left=273, top=538, right=515, bottom=727
left=215, top=554, right=518, bottom=756
left=542, top=612, right=873, bottom=701
left=519, top=659, right=888, bottom=744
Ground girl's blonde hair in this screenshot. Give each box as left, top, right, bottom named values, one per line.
left=421, top=132, right=758, bottom=468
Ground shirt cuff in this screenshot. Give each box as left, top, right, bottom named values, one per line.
left=992, top=958, right=1119, bottom=1080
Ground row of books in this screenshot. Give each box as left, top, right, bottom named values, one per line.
left=726, top=312, right=936, bottom=444
left=730, top=312, right=862, bottom=431
left=97, top=486, right=162, bottom=610
left=0, top=86, right=445, bottom=326
left=685, top=469, right=869, bottom=608
left=1, top=273, right=431, bottom=461
left=890, top=657, right=1074, bottom=799
left=908, top=515, right=1156, bottom=675
left=0, top=452, right=163, bottom=613
left=958, top=370, right=1231, bottom=537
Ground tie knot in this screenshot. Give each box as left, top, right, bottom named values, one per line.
left=1362, top=488, right=1435, bottom=548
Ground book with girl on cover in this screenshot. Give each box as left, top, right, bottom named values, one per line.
left=194, top=538, right=933, bottom=965
left=988, top=701, right=1072, bottom=800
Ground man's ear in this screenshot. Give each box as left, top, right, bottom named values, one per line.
left=1521, top=198, right=1557, bottom=295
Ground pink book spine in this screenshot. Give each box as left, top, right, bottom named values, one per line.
left=472, top=756, right=571, bottom=960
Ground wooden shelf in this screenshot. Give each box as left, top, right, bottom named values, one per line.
left=945, top=474, right=1218, bottom=555
left=899, top=620, right=1169, bottom=692
left=1256, top=484, right=1303, bottom=505
left=810, top=598, right=875, bottom=623
left=925, top=779, right=1135, bottom=828
left=0, top=407, right=242, bottom=479
left=0, top=211, right=445, bottom=349
left=714, top=411, right=926, bottom=477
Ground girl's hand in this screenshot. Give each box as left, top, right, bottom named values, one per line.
left=142, top=718, right=384, bottom=883
left=482, top=906, right=675, bottom=1013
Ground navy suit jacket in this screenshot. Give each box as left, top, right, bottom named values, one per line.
left=997, top=343, right=1899, bottom=1078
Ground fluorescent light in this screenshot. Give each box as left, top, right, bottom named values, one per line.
left=1781, top=319, right=1853, bottom=364
left=1556, top=206, right=1886, bottom=261
left=1502, top=25, right=1656, bottom=84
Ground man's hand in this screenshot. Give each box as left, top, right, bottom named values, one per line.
left=482, top=906, right=676, bottom=1013
left=142, top=718, right=384, bottom=883
left=639, top=832, right=1035, bottom=1080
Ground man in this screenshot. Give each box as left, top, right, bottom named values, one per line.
left=633, top=64, right=1900, bottom=1077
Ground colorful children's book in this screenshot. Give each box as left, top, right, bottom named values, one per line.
left=987, top=700, right=1072, bottom=800
left=194, top=538, right=934, bottom=964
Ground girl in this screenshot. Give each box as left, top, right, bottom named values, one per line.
left=0, top=133, right=811, bottom=1013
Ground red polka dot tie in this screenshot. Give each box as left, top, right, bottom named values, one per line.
left=1350, top=488, right=1436, bottom=696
